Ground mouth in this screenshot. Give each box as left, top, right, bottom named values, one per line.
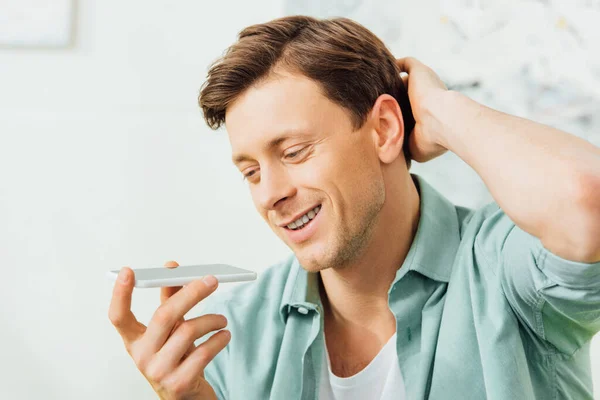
left=280, top=204, right=322, bottom=245
left=282, top=204, right=321, bottom=231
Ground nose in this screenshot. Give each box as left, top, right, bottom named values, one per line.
left=255, top=164, right=296, bottom=211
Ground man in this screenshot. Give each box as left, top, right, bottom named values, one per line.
left=108, top=16, right=600, bottom=399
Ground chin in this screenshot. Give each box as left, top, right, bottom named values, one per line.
left=294, top=246, right=333, bottom=273
left=294, top=252, right=317, bottom=272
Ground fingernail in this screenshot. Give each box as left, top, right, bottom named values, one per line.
left=202, top=275, right=218, bottom=288
left=119, top=269, right=129, bottom=284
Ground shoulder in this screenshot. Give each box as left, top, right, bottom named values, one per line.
left=455, top=201, right=539, bottom=270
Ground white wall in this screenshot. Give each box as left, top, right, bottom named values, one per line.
left=0, top=1, right=598, bottom=399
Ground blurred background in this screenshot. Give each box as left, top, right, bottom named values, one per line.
left=1, top=0, right=599, bottom=398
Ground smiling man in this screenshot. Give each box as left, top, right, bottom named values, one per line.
left=109, top=15, right=600, bottom=399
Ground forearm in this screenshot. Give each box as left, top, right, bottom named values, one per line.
left=428, top=90, right=600, bottom=262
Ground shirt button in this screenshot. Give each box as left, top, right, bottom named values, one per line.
left=297, top=306, right=309, bottom=315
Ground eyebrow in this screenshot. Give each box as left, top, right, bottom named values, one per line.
left=232, top=131, right=308, bottom=165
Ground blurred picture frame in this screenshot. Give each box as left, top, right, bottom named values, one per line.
left=0, top=0, right=76, bottom=48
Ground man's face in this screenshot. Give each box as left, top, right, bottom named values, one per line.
left=226, top=71, right=385, bottom=272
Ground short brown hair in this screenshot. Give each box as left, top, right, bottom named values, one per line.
left=198, top=15, right=414, bottom=166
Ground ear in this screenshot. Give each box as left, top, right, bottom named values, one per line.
left=371, top=94, right=406, bottom=164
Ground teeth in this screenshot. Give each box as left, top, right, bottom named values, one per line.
left=287, top=205, right=321, bottom=230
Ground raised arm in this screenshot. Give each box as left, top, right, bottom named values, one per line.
left=397, top=57, right=600, bottom=263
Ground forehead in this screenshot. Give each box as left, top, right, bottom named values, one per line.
left=225, top=71, right=352, bottom=158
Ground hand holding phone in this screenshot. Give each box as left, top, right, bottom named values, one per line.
left=108, top=261, right=233, bottom=399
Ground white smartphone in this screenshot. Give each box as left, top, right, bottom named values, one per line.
left=106, top=264, right=257, bottom=288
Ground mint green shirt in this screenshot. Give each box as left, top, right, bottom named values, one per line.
left=201, top=174, right=600, bottom=399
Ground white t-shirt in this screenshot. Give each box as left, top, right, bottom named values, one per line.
left=319, top=333, right=407, bottom=400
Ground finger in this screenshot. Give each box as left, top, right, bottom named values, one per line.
left=108, top=267, right=146, bottom=343
left=173, top=329, right=231, bottom=380
left=164, top=319, right=195, bottom=366
left=161, top=261, right=185, bottom=343
left=160, top=260, right=182, bottom=304
left=396, top=57, right=420, bottom=73
left=154, top=314, right=228, bottom=370
left=143, top=275, right=219, bottom=352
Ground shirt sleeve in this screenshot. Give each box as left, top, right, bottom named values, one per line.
left=476, top=206, right=600, bottom=356
left=195, top=296, right=231, bottom=400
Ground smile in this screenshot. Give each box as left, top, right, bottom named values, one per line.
left=286, top=205, right=321, bottom=230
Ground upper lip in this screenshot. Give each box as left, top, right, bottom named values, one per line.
left=277, top=204, right=321, bottom=227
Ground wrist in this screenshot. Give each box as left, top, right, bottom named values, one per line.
left=421, top=89, right=466, bottom=150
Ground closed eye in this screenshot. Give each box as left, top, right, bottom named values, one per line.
left=242, top=169, right=258, bottom=181
left=284, top=147, right=307, bottom=160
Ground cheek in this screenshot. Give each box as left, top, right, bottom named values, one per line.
left=333, top=149, right=380, bottom=193
left=333, top=155, right=383, bottom=215
left=289, top=144, right=379, bottom=200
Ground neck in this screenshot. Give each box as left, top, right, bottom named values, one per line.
left=319, top=172, right=420, bottom=338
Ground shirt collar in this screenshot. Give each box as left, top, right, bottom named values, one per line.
left=279, top=174, right=461, bottom=321
left=394, top=173, right=461, bottom=284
